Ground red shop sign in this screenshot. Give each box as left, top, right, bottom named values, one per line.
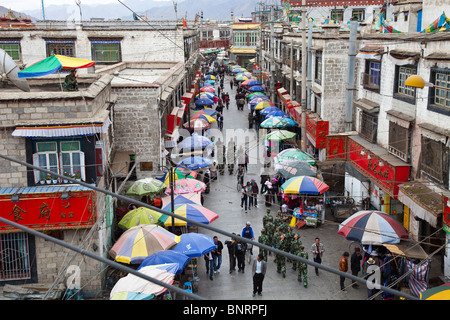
left=326, top=135, right=347, bottom=160
left=0, top=190, right=96, bottom=233
left=348, top=138, right=409, bottom=196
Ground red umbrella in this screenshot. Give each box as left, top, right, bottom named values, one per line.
left=200, top=86, right=215, bottom=93
left=183, top=118, right=210, bottom=131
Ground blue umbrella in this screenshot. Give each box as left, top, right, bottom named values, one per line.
left=172, top=233, right=216, bottom=258
left=249, top=86, right=265, bottom=92
left=195, top=97, right=214, bottom=107
left=201, top=83, right=214, bottom=88
left=264, top=110, right=290, bottom=118
left=260, top=106, right=281, bottom=114
left=177, top=134, right=213, bottom=150
left=138, top=251, right=190, bottom=275
left=249, top=97, right=271, bottom=106
left=178, top=156, right=213, bottom=170
left=247, top=80, right=262, bottom=87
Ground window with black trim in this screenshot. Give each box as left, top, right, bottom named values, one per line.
left=46, top=40, right=75, bottom=57
left=352, top=9, right=365, bottom=21
left=420, top=136, right=448, bottom=185
left=359, top=111, right=378, bottom=144
left=315, top=51, right=322, bottom=85
left=330, top=9, right=344, bottom=22
left=388, top=122, right=411, bottom=162
left=428, top=68, right=450, bottom=115
left=393, top=65, right=416, bottom=103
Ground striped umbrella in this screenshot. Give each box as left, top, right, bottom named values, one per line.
left=159, top=203, right=219, bottom=226
left=260, top=116, right=297, bottom=128
left=281, top=176, right=329, bottom=195
left=109, top=225, right=178, bottom=264
left=183, top=118, right=211, bottom=131
left=165, top=178, right=207, bottom=195
left=274, top=148, right=316, bottom=165
left=420, top=283, right=450, bottom=300
left=254, top=101, right=275, bottom=110
left=118, top=207, right=164, bottom=230
left=338, top=210, right=409, bottom=245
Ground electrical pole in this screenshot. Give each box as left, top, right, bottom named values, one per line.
left=346, top=20, right=358, bottom=132
left=306, top=20, right=312, bottom=111
left=301, top=0, right=307, bottom=152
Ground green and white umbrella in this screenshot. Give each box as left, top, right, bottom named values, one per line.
left=266, top=130, right=296, bottom=141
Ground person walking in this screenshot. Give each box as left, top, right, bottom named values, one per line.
left=212, top=236, right=223, bottom=274
left=224, top=234, right=237, bottom=273
left=246, top=182, right=253, bottom=210
left=240, top=183, right=248, bottom=212
left=350, top=247, right=362, bottom=288
left=257, top=229, right=269, bottom=261
left=290, top=234, right=302, bottom=270
left=235, top=237, right=247, bottom=273
left=297, top=245, right=308, bottom=287
left=204, top=252, right=214, bottom=280
left=339, top=252, right=350, bottom=292
left=252, top=253, right=267, bottom=297
left=311, top=237, right=324, bottom=276
left=251, top=179, right=259, bottom=208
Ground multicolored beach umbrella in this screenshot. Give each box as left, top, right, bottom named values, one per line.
left=281, top=176, right=329, bottom=195
left=18, top=54, right=95, bottom=78
left=159, top=203, right=219, bottom=226
left=138, top=251, right=190, bottom=275
left=118, top=207, right=164, bottom=230
left=109, top=224, right=178, bottom=264
left=338, top=210, right=409, bottom=245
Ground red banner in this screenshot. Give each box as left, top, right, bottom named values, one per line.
left=0, top=191, right=96, bottom=233
left=326, top=135, right=347, bottom=160
left=348, top=138, right=409, bottom=196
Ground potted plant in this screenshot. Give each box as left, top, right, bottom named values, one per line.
left=75, top=170, right=81, bottom=182
left=63, top=171, right=69, bottom=184
left=39, top=178, right=45, bottom=185
left=45, top=174, right=52, bottom=184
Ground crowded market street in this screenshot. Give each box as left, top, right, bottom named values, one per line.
left=194, top=72, right=368, bottom=300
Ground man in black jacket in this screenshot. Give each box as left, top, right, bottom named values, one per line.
left=350, top=247, right=362, bottom=288
left=235, top=237, right=247, bottom=273
left=225, top=234, right=238, bottom=274
left=212, top=236, right=224, bottom=274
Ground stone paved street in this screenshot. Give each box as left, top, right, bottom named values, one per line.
left=193, top=75, right=368, bottom=300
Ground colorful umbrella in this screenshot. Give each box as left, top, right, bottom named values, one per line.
left=254, top=101, right=275, bottom=110
left=118, top=207, right=164, bottom=230
left=265, top=110, right=290, bottom=118
left=183, top=118, right=211, bottom=131
left=109, top=224, right=178, bottom=264
left=235, top=74, right=249, bottom=81
left=177, top=134, right=213, bottom=150
left=266, top=130, right=297, bottom=141
left=190, top=113, right=216, bottom=123
left=110, top=265, right=175, bottom=300
left=161, top=193, right=202, bottom=209
left=18, top=54, right=95, bottom=78
left=259, top=106, right=281, bottom=114
left=191, top=109, right=217, bottom=117
left=159, top=203, right=219, bottom=226
left=337, top=210, right=409, bottom=245
left=281, top=176, right=329, bottom=195
left=178, top=156, right=213, bottom=170
left=125, top=178, right=166, bottom=196
left=195, top=92, right=216, bottom=100
left=247, top=80, right=262, bottom=87
left=249, top=97, right=271, bottom=105
left=204, top=74, right=216, bottom=80
left=420, top=283, right=450, bottom=300
left=194, top=97, right=215, bottom=107
left=274, top=148, right=316, bottom=165
left=172, top=233, right=216, bottom=258
left=156, top=167, right=198, bottom=187
left=165, top=178, right=207, bottom=195
left=138, top=251, right=190, bottom=275
left=232, top=68, right=247, bottom=73
left=204, top=80, right=216, bottom=85
left=200, top=86, right=215, bottom=93
left=248, top=92, right=267, bottom=99
left=260, top=116, right=297, bottom=128
left=274, top=161, right=317, bottom=179
left=249, top=85, right=265, bottom=92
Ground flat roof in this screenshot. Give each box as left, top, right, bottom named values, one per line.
left=111, top=68, right=171, bottom=86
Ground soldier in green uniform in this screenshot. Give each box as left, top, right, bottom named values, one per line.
left=257, top=229, right=269, bottom=261
left=263, top=209, right=273, bottom=228
left=275, top=234, right=287, bottom=277
left=265, top=220, right=275, bottom=255
left=284, top=227, right=294, bottom=261
left=274, top=210, right=283, bottom=230
left=290, top=234, right=303, bottom=270
left=297, top=245, right=308, bottom=287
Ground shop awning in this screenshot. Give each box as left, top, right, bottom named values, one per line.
left=356, top=45, right=384, bottom=61
left=386, top=110, right=415, bottom=129
left=384, top=242, right=429, bottom=260
left=398, top=182, right=443, bottom=228
left=12, top=117, right=112, bottom=138
left=354, top=98, right=379, bottom=113
left=230, top=46, right=256, bottom=54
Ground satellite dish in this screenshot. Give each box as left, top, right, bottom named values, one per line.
left=0, top=48, right=30, bottom=92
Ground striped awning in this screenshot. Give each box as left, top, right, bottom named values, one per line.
left=12, top=117, right=112, bottom=138
left=0, top=185, right=93, bottom=195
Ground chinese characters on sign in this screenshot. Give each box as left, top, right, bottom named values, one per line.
left=0, top=191, right=96, bottom=233
left=326, top=135, right=347, bottom=160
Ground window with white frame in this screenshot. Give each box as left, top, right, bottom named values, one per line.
left=32, top=140, right=85, bottom=183
left=394, top=65, right=416, bottom=103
